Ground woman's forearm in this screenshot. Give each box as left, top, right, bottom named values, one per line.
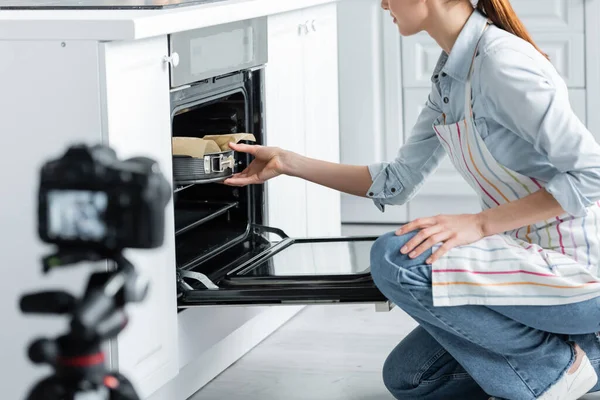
left=282, top=151, right=373, bottom=197
left=479, top=189, right=565, bottom=236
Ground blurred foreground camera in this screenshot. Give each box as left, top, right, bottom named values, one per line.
left=21, top=144, right=171, bottom=400
left=38, top=145, right=171, bottom=252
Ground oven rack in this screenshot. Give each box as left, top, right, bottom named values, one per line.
left=175, top=184, right=194, bottom=193
left=175, top=200, right=238, bottom=236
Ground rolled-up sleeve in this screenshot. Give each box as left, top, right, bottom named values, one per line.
left=367, top=90, right=447, bottom=212
left=479, top=47, right=600, bottom=217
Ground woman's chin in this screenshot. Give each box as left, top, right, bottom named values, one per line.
left=396, top=25, right=420, bottom=37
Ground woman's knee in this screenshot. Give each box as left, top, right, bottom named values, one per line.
left=369, top=230, right=429, bottom=287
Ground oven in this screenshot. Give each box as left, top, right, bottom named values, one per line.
left=168, top=18, right=390, bottom=309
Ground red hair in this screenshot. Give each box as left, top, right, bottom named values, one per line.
left=476, top=0, right=549, bottom=60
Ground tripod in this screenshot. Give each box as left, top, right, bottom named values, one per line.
left=20, top=249, right=149, bottom=400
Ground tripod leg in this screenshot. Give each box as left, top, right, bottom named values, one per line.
left=106, top=373, right=140, bottom=400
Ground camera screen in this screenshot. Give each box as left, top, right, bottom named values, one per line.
left=47, top=190, right=108, bottom=242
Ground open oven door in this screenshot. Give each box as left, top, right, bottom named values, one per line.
left=176, top=225, right=391, bottom=310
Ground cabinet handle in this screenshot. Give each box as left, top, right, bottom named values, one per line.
left=311, top=19, right=317, bottom=32
left=298, top=23, right=310, bottom=36
left=163, top=52, right=180, bottom=68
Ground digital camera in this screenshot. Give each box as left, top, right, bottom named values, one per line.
left=37, top=144, right=171, bottom=252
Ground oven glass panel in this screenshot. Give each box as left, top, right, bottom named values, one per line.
left=242, top=239, right=376, bottom=277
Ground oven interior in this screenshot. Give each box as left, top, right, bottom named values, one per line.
left=171, top=72, right=277, bottom=292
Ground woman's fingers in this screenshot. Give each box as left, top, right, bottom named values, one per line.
left=229, top=142, right=260, bottom=155
left=223, top=174, right=262, bottom=186
left=396, top=217, right=436, bottom=236
left=427, top=239, right=459, bottom=264
left=401, top=224, right=443, bottom=255
left=410, top=232, right=452, bottom=259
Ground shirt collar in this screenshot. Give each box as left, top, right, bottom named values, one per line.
left=434, top=9, right=489, bottom=83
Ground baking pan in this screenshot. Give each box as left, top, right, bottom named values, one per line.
left=173, top=150, right=235, bottom=185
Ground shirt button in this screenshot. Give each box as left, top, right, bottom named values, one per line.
left=391, top=188, right=397, bottom=193
left=441, top=72, right=447, bottom=77
left=443, top=97, right=450, bottom=104
left=433, top=74, right=439, bottom=79
left=368, top=192, right=374, bottom=197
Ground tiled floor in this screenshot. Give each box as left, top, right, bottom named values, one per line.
left=189, top=225, right=600, bottom=400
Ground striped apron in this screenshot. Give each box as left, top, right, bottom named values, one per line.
left=431, top=25, right=600, bottom=307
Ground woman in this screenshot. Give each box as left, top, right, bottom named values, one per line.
left=225, top=0, right=600, bottom=398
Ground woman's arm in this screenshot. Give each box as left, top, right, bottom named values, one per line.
left=227, top=89, right=447, bottom=208
left=224, top=143, right=373, bottom=197
left=479, top=188, right=564, bottom=237
left=283, top=153, right=373, bottom=197
left=479, top=47, right=600, bottom=217
left=396, top=183, right=566, bottom=265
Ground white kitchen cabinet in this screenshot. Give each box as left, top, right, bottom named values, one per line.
left=0, top=37, right=179, bottom=400
left=265, top=10, right=309, bottom=239
left=0, top=40, right=107, bottom=400
left=304, top=3, right=341, bottom=237
left=511, top=0, right=584, bottom=32
left=338, top=0, right=408, bottom=224
left=100, top=36, right=179, bottom=399
left=266, top=3, right=342, bottom=238
left=401, top=32, right=585, bottom=88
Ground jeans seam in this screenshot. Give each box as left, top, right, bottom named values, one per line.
left=401, top=283, right=538, bottom=399
left=411, top=347, right=448, bottom=387
left=420, top=372, right=474, bottom=385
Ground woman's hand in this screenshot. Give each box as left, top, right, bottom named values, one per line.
left=224, top=142, right=290, bottom=186
left=396, top=214, right=486, bottom=264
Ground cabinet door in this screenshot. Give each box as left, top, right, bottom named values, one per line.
left=531, top=32, right=585, bottom=88
left=569, top=89, right=587, bottom=124
left=511, top=0, right=584, bottom=32
left=303, top=3, right=342, bottom=237
left=401, top=33, right=442, bottom=88
left=338, top=0, right=408, bottom=224
left=401, top=29, right=585, bottom=89
left=265, top=11, right=309, bottom=239
left=100, top=37, right=179, bottom=399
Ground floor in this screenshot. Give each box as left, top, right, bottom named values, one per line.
left=189, top=304, right=416, bottom=400
left=189, top=225, right=600, bottom=400
left=188, top=304, right=600, bottom=400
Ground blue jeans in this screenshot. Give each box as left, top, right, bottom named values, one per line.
left=370, top=231, right=600, bottom=400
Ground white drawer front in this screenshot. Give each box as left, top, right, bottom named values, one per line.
left=401, top=32, right=584, bottom=88
left=511, top=0, right=584, bottom=32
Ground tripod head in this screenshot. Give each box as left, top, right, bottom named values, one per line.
left=20, top=145, right=171, bottom=400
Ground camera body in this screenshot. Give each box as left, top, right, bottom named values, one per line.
left=37, top=145, right=171, bottom=252
left=22, top=144, right=172, bottom=400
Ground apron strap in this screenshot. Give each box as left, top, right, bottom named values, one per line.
left=465, top=20, right=492, bottom=120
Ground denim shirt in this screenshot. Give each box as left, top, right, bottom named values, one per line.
left=368, top=9, right=600, bottom=217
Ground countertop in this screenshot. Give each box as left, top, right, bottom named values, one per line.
left=0, top=0, right=338, bottom=41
